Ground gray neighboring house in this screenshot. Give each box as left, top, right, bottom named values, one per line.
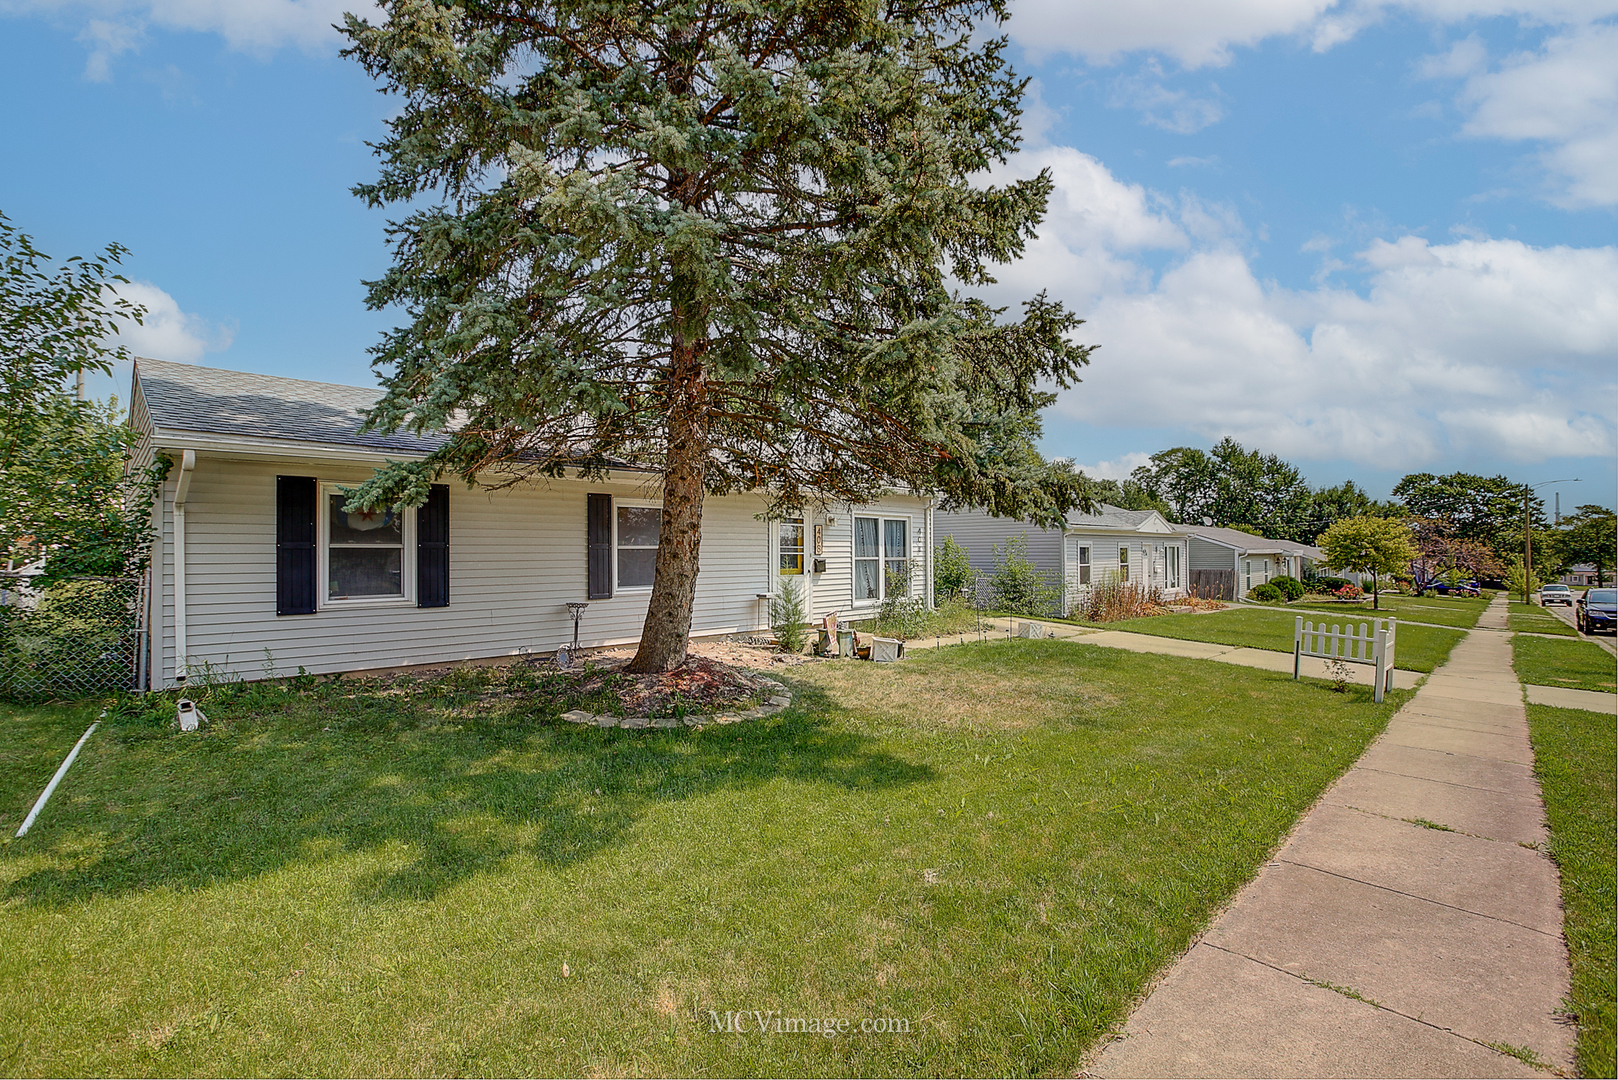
left=1181, top=525, right=1336, bottom=600
left=934, top=503, right=1190, bottom=615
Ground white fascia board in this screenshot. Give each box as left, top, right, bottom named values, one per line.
left=151, top=429, right=426, bottom=466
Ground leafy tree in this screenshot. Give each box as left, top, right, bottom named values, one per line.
left=0, top=212, right=157, bottom=583
left=988, top=533, right=1059, bottom=617
left=1128, top=438, right=1315, bottom=540
left=1081, top=475, right=1171, bottom=516
left=1407, top=515, right=1503, bottom=592
left=1393, top=472, right=1539, bottom=557
left=1553, top=504, right=1617, bottom=587
left=342, top=0, right=1094, bottom=672
left=934, top=534, right=973, bottom=600
left=1318, top=515, right=1416, bottom=610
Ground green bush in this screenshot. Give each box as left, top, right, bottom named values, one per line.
left=1269, top=575, right=1306, bottom=601
left=768, top=576, right=808, bottom=654
left=934, top=535, right=973, bottom=600
left=989, top=534, right=1061, bottom=617
left=1251, top=582, right=1284, bottom=603
left=1307, top=576, right=1353, bottom=594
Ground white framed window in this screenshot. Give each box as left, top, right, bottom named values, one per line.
left=1078, top=544, right=1091, bottom=585
left=615, top=502, right=661, bottom=590
left=779, top=518, right=804, bottom=576
left=854, top=515, right=910, bottom=603
left=1118, top=545, right=1130, bottom=583
left=321, top=485, right=413, bottom=605
left=1167, top=545, right=1181, bottom=588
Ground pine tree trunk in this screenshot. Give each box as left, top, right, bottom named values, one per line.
left=627, top=304, right=708, bottom=673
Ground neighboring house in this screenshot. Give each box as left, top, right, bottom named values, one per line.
left=1561, top=563, right=1603, bottom=587
left=933, top=503, right=1190, bottom=615
left=130, top=359, right=934, bottom=689
left=1179, top=526, right=1335, bottom=600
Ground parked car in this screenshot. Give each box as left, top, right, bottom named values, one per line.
left=1576, top=588, right=1617, bottom=635
left=1430, top=580, right=1480, bottom=597
left=1540, top=584, right=1574, bottom=606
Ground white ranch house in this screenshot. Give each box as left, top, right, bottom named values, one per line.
left=1182, top=525, right=1331, bottom=600
left=130, top=359, right=934, bottom=690
left=933, top=504, right=1191, bottom=616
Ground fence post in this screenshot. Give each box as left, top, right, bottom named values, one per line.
left=1384, top=617, right=1397, bottom=696
left=1294, top=616, right=1302, bottom=680
left=1372, top=628, right=1386, bottom=704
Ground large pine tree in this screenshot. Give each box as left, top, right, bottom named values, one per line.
left=342, top=0, right=1094, bottom=671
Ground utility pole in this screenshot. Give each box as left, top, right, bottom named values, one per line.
left=1523, top=487, right=1532, bottom=605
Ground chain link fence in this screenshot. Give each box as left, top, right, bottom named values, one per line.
left=0, top=575, right=145, bottom=702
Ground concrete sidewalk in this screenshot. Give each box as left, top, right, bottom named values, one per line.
left=1084, top=595, right=1573, bottom=1078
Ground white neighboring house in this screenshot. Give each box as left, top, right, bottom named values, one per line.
left=933, top=503, right=1190, bottom=615
left=1181, top=525, right=1334, bottom=600
left=129, top=358, right=934, bottom=689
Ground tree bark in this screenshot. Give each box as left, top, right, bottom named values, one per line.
left=627, top=290, right=708, bottom=673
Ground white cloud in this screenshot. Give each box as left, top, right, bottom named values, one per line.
left=1072, top=452, right=1155, bottom=480
left=107, top=280, right=233, bottom=364
left=1440, top=22, right=1618, bottom=207
left=978, top=151, right=1618, bottom=468
left=1008, top=0, right=1337, bottom=67
left=77, top=18, right=142, bottom=80
left=1006, top=0, right=1618, bottom=67
left=1108, top=62, right=1226, bottom=132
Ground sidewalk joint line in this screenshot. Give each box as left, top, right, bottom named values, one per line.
left=1349, top=764, right=1541, bottom=799
left=1272, top=858, right=1561, bottom=938
left=1200, top=942, right=1567, bottom=1076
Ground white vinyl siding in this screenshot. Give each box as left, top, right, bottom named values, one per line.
left=146, top=453, right=933, bottom=687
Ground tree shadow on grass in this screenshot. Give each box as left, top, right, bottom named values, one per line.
left=2, top=680, right=931, bottom=907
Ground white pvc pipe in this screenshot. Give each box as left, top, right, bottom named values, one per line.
left=15, top=718, right=101, bottom=838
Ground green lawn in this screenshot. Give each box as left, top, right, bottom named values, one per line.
left=1287, top=593, right=1491, bottom=630
left=0, top=643, right=1406, bottom=1077
left=1512, top=635, right=1617, bottom=693
left=1510, top=602, right=1579, bottom=637
left=1088, top=606, right=1466, bottom=673
left=1527, top=704, right=1616, bottom=1078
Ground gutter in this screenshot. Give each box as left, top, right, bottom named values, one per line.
left=172, top=449, right=196, bottom=684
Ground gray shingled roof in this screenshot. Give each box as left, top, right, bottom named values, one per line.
left=134, top=357, right=446, bottom=455
left=1065, top=502, right=1164, bottom=530
left=1183, top=523, right=1321, bottom=557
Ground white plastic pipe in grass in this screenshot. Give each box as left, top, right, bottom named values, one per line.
left=14, top=715, right=101, bottom=839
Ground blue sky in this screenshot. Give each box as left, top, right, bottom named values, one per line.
left=0, top=0, right=1613, bottom=508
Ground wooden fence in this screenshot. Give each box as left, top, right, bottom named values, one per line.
left=1189, top=569, right=1236, bottom=601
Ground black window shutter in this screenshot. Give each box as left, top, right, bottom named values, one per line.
left=587, top=493, right=613, bottom=599
left=417, top=484, right=450, bottom=608
left=276, top=476, right=317, bottom=616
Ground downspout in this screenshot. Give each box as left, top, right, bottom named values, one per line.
left=172, top=450, right=196, bottom=684
left=923, top=499, right=936, bottom=609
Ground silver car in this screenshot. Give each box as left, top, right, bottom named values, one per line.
left=1540, top=584, right=1574, bottom=606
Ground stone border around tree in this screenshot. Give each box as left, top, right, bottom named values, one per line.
left=556, top=680, right=793, bottom=730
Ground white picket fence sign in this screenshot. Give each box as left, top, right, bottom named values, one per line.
left=1294, top=615, right=1397, bottom=703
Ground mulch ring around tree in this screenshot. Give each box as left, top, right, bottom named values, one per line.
left=550, top=645, right=799, bottom=729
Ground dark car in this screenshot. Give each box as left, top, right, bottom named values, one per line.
left=1430, top=580, right=1481, bottom=597
left=1577, top=588, right=1617, bottom=635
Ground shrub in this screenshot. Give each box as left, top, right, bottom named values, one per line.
left=1078, top=572, right=1165, bottom=622
left=1269, top=575, right=1306, bottom=601
left=1332, top=583, right=1364, bottom=600
left=768, top=576, right=808, bottom=654
left=934, top=535, right=972, bottom=600
left=875, top=594, right=929, bottom=640
left=989, top=534, right=1061, bottom=617
left=1251, top=582, right=1284, bottom=602
left=1307, top=576, right=1353, bottom=594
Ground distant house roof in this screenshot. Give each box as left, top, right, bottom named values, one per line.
left=1063, top=503, right=1182, bottom=534
left=133, top=357, right=447, bottom=457
left=1183, top=523, right=1322, bottom=559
